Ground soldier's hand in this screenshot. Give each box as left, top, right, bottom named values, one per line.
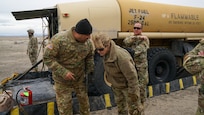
left=65, top=72, right=75, bottom=80
left=138, top=36, right=148, bottom=40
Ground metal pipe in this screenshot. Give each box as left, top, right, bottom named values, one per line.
left=117, top=32, right=204, bottom=39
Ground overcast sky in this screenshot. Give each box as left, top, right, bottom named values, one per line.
left=0, top=0, right=204, bottom=36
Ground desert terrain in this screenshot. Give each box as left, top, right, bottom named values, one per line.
left=0, top=36, right=199, bottom=115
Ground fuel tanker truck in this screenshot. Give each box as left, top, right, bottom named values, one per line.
left=1, top=0, right=204, bottom=114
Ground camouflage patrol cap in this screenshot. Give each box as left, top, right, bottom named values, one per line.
left=27, top=29, right=34, bottom=33
left=92, top=33, right=110, bottom=48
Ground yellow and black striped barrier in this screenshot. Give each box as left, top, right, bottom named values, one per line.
left=6, top=76, right=198, bottom=115
left=147, top=76, right=198, bottom=98
left=10, top=102, right=57, bottom=115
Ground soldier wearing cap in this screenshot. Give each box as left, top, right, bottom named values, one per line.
left=92, top=33, right=142, bottom=115
left=183, top=39, right=204, bottom=115
left=27, top=29, right=38, bottom=72
left=43, top=18, right=94, bottom=115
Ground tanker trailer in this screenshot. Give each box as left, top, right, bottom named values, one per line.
left=117, top=0, right=204, bottom=85
left=40, top=0, right=204, bottom=85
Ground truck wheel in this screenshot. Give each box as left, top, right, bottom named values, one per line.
left=147, top=48, right=177, bottom=85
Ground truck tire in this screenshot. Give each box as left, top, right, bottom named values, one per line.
left=147, top=48, right=177, bottom=85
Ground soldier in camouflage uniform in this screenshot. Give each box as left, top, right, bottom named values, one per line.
left=123, top=22, right=149, bottom=114
left=92, top=33, right=142, bottom=115
left=27, top=29, right=38, bottom=72
left=43, top=19, right=94, bottom=115
left=183, top=39, right=204, bottom=115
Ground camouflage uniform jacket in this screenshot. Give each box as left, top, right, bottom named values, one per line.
left=43, top=28, right=94, bottom=85
left=123, top=35, right=149, bottom=68
left=183, top=39, right=204, bottom=77
left=103, top=40, right=140, bottom=94
left=27, top=36, right=38, bottom=55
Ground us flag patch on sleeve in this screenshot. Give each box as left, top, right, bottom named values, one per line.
left=46, top=44, right=53, bottom=49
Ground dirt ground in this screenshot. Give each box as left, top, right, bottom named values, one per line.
left=0, top=36, right=199, bottom=115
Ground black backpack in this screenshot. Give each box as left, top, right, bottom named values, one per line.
left=123, top=47, right=135, bottom=59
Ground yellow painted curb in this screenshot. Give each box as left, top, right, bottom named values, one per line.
left=10, top=106, right=19, bottom=115
left=104, top=93, right=112, bottom=108
left=192, top=76, right=197, bottom=85
left=179, top=79, right=184, bottom=90
left=47, top=102, right=54, bottom=115
left=165, top=82, right=170, bottom=94
left=148, top=86, right=153, bottom=97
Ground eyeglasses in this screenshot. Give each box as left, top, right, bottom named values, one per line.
left=96, top=48, right=104, bottom=51
left=134, top=27, right=141, bottom=30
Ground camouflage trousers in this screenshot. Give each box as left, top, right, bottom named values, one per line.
left=28, top=52, right=38, bottom=71
left=112, top=87, right=143, bottom=115
left=196, top=83, right=204, bottom=115
left=137, top=66, right=149, bottom=111
left=134, top=51, right=149, bottom=113
left=55, top=82, right=90, bottom=115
